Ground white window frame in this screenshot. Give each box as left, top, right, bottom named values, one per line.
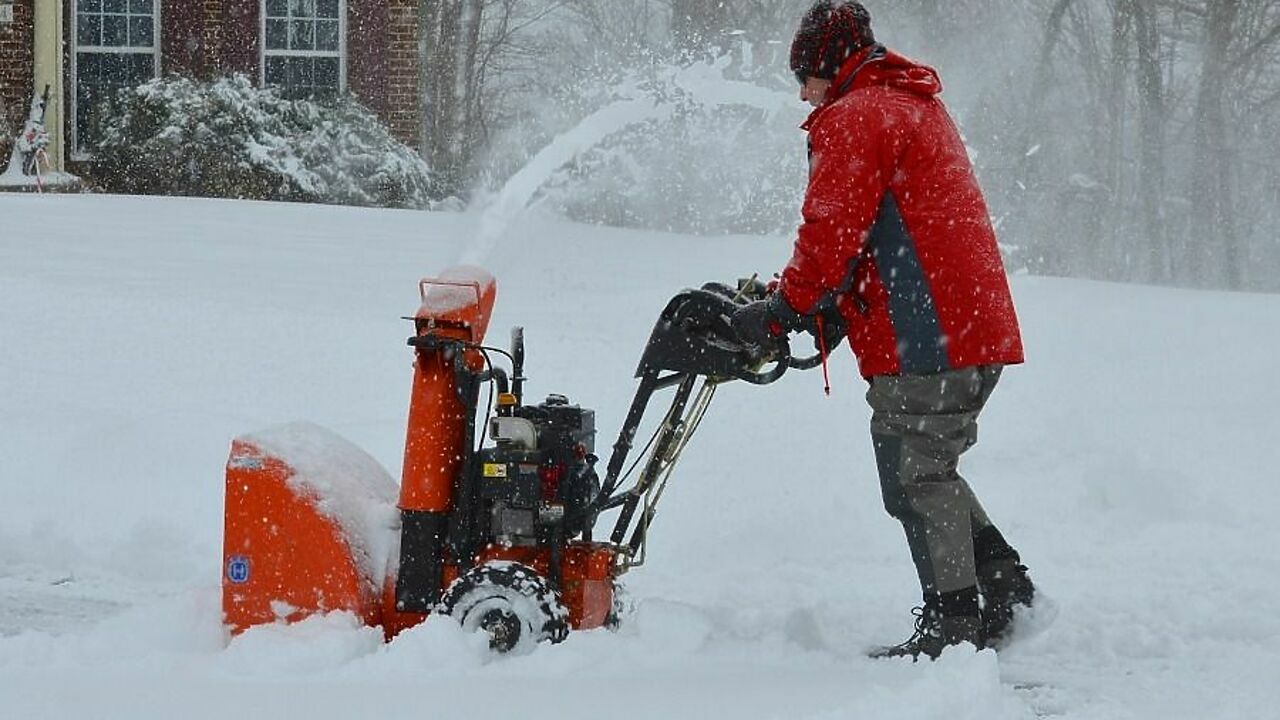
left=259, top=0, right=348, bottom=96
left=70, top=0, right=162, bottom=158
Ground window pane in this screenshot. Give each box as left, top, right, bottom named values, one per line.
left=129, top=17, right=153, bottom=47
left=265, top=57, right=288, bottom=86
left=315, top=57, right=338, bottom=89
left=75, top=86, right=101, bottom=149
left=74, top=48, right=155, bottom=151
left=265, top=19, right=288, bottom=50
left=81, top=0, right=103, bottom=12
left=317, top=0, right=339, bottom=19
left=315, top=20, right=338, bottom=51
left=106, top=53, right=132, bottom=84
left=289, top=56, right=313, bottom=87
left=77, top=52, right=101, bottom=82
left=104, top=0, right=127, bottom=12
left=103, top=15, right=128, bottom=46
left=265, top=0, right=288, bottom=18
left=129, top=0, right=153, bottom=13
left=127, top=53, right=154, bottom=83
left=290, top=20, right=313, bottom=50
left=77, top=15, right=101, bottom=46
left=97, top=53, right=125, bottom=84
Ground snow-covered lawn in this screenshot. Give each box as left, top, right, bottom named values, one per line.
left=1, top=194, right=1277, bottom=719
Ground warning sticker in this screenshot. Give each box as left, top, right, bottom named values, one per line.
left=483, top=463, right=508, bottom=478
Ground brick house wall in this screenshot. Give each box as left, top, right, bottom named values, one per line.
left=161, top=0, right=206, bottom=78
left=0, top=0, right=420, bottom=167
left=384, top=0, right=419, bottom=145
left=186, top=0, right=420, bottom=146
left=0, top=0, right=34, bottom=161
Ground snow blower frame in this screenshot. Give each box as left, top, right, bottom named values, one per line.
left=222, top=268, right=819, bottom=653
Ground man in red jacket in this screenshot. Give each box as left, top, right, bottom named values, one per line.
left=733, top=1, right=1036, bottom=660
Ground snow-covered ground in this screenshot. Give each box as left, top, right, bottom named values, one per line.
left=2, top=194, right=1277, bottom=719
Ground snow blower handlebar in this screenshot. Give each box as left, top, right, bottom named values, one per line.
left=590, top=282, right=823, bottom=563
left=631, top=283, right=822, bottom=385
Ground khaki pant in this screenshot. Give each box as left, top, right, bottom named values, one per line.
left=867, top=365, right=1003, bottom=597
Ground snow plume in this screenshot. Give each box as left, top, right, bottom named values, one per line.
left=669, top=55, right=798, bottom=117
left=462, top=56, right=803, bottom=265
left=463, top=91, right=670, bottom=266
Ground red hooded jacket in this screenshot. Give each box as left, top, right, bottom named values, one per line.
left=779, top=46, right=1024, bottom=378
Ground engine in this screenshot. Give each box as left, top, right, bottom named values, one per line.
left=476, top=393, right=599, bottom=546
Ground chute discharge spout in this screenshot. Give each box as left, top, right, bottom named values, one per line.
left=395, top=267, right=496, bottom=614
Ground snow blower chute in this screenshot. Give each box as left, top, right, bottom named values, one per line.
left=222, top=267, right=820, bottom=652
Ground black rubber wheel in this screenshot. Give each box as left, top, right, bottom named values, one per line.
left=437, top=561, right=569, bottom=654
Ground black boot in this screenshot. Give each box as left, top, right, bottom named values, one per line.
left=978, top=557, right=1036, bottom=648
left=973, top=525, right=1037, bottom=648
left=868, top=604, right=985, bottom=661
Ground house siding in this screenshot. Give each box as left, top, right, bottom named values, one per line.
left=348, top=0, right=388, bottom=115
left=384, top=0, right=418, bottom=146
left=1, top=0, right=35, bottom=159
left=203, top=0, right=224, bottom=75
left=220, top=0, right=259, bottom=79
left=2, top=0, right=420, bottom=171
left=161, top=0, right=206, bottom=77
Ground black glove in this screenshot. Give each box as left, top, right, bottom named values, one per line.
left=809, top=302, right=847, bottom=355
left=731, top=292, right=807, bottom=348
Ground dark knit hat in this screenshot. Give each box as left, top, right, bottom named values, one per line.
left=789, top=1, right=876, bottom=82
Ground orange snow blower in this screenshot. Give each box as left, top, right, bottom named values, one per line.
left=222, top=267, right=820, bottom=652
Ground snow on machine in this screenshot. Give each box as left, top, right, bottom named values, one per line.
left=222, top=266, right=820, bottom=652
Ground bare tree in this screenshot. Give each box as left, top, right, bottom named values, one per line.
left=990, top=0, right=1280, bottom=288
left=1102, top=0, right=1134, bottom=280
left=418, top=0, right=568, bottom=197
left=1187, top=0, right=1242, bottom=287
left=408, top=0, right=1280, bottom=291
left=1130, top=0, right=1168, bottom=282
left=1097, top=0, right=1168, bottom=282
left=558, top=0, right=667, bottom=62
left=1221, top=0, right=1280, bottom=287
left=671, top=0, right=729, bottom=58
left=420, top=0, right=485, bottom=196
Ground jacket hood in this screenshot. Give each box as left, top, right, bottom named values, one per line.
left=801, top=46, right=942, bottom=131
left=831, top=45, right=942, bottom=101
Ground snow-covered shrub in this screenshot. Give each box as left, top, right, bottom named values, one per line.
left=92, top=75, right=435, bottom=208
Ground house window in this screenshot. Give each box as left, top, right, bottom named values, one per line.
left=262, top=0, right=344, bottom=99
left=73, top=0, right=160, bottom=152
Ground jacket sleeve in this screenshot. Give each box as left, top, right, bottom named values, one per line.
left=779, top=100, right=903, bottom=315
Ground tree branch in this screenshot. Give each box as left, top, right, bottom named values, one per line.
left=1250, top=85, right=1280, bottom=111
left=1154, top=0, right=1206, bottom=18
left=1231, top=22, right=1280, bottom=70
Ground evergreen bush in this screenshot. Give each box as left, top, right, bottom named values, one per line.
left=92, top=75, right=435, bottom=209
